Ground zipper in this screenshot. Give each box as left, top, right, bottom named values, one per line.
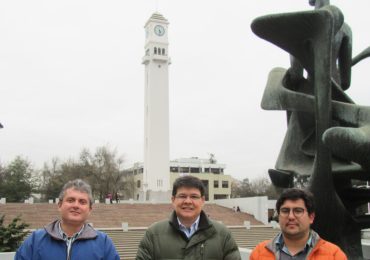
left=200, top=243, right=204, bottom=259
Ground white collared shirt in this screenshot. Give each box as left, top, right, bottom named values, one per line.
left=177, top=216, right=200, bottom=238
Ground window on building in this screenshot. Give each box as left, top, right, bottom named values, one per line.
left=214, top=194, right=228, bottom=199
left=204, top=168, right=210, bottom=173
left=158, top=48, right=161, bottom=55
left=214, top=180, right=219, bottom=188
left=137, top=180, right=141, bottom=188
left=190, top=167, right=200, bottom=173
left=179, top=167, right=190, bottom=173
left=211, top=168, right=221, bottom=174
left=145, top=49, right=149, bottom=56
left=170, top=167, right=178, bottom=172
left=222, top=181, right=228, bottom=188
left=162, top=48, right=165, bottom=55
left=154, top=47, right=157, bottom=54
left=201, top=180, right=209, bottom=201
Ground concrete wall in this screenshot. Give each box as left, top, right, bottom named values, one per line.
left=239, top=248, right=251, bottom=259
left=215, top=196, right=271, bottom=224
left=0, top=252, right=15, bottom=260
left=268, top=199, right=277, bottom=210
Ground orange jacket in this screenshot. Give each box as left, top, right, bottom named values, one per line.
left=250, top=232, right=347, bottom=260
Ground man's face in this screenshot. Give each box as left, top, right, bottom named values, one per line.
left=58, top=188, right=92, bottom=226
left=171, top=186, right=205, bottom=225
left=278, top=199, right=314, bottom=240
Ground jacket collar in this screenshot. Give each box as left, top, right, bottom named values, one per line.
left=44, top=220, right=97, bottom=241
left=169, top=210, right=216, bottom=248
left=265, top=229, right=321, bottom=254
left=169, top=210, right=212, bottom=231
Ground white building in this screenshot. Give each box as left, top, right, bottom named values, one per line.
left=132, top=13, right=233, bottom=202
left=124, top=157, right=232, bottom=202
left=141, top=12, right=171, bottom=201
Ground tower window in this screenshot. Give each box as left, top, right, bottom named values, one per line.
left=162, top=48, right=165, bottom=55
left=158, top=48, right=161, bottom=55
left=154, top=47, right=157, bottom=54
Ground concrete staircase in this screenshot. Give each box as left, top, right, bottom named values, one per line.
left=229, top=226, right=279, bottom=248
left=0, top=203, right=263, bottom=228
left=1, top=203, right=279, bottom=259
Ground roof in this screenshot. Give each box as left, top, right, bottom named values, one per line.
left=144, top=12, right=169, bottom=27
left=149, top=12, right=167, bottom=22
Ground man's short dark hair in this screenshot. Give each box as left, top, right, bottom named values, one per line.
left=276, top=188, right=315, bottom=214
left=58, top=179, right=93, bottom=207
left=172, top=175, right=205, bottom=197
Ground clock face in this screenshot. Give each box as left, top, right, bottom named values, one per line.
left=154, top=25, right=165, bottom=36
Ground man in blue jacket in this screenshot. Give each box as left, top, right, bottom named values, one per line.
left=15, top=179, right=120, bottom=260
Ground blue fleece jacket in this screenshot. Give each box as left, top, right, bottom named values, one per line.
left=15, top=220, right=120, bottom=260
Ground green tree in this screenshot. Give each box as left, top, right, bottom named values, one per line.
left=85, top=146, right=125, bottom=201
left=231, top=178, right=254, bottom=198
left=231, top=177, right=278, bottom=199
left=40, top=158, right=64, bottom=200
left=0, top=156, right=35, bottom=202
left=0, top=215, right=29, bottom=252
left=122, top=173, right=136, bottom=200
left=41, top=145, right=126, bottom=202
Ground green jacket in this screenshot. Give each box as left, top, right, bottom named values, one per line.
left=136, top=210, right=241, bottom=260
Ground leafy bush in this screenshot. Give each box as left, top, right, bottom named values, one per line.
left=0, top=215, right=29, bottom=252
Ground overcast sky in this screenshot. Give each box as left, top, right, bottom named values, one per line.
left=0, top=0, right=369, bottom=181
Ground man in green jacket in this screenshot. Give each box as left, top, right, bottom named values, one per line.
left=136, top=175, right=241, bottom=260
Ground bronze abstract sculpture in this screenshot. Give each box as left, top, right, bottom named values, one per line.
left=251, top=0, right=370, bottom=258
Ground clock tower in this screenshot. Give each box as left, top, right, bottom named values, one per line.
left=141, top=12, right=171, bottom=201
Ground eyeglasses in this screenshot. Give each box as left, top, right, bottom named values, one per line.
left=279, top=207, right=305, bottom=218
left=175, top=194, right=202, bottom=201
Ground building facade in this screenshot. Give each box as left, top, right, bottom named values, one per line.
left=123, top=157, right=232, bottom=202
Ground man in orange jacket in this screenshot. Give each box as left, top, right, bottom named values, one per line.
left=250, top=188, right=347, bottom=259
